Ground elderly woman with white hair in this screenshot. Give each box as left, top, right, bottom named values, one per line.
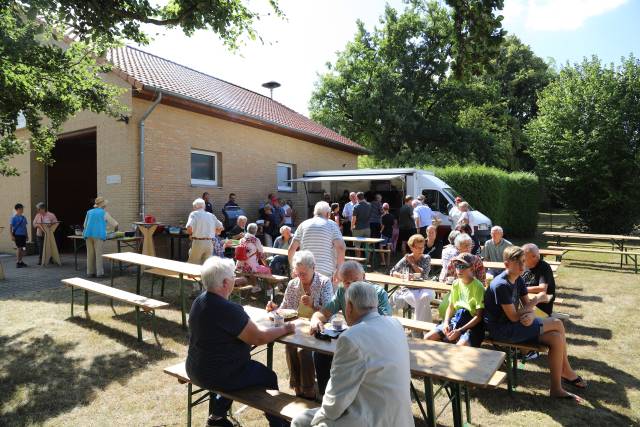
left=235, top=223, right=270, bottom=275
left=187, top=257, right=294, bottom=427
left=439, top=230, right=461, bottom=282
left=269, top=225, right=292, bottom=275
left=444, top=233, right=486, bottom=283
left=266, top=250, right=333, bottom=399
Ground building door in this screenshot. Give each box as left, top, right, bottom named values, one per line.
left=47, top=130, right=97, bottom=250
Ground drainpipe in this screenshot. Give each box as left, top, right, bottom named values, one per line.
left=138, top=91, right=162, bottom=220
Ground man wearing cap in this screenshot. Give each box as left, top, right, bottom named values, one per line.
left=187, top=198, right=223, bottom=273
left=82, top=197, right=118, bottom=277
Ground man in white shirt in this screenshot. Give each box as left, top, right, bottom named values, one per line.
left=292, top=282, right=414, bottom=427
left=187, top=198, right=223, bottom=273
left=413, top=195, right=436, bottom=236
left=341, top=192, right=357, bottom=237
left=289, top=201, right=346, bottom=285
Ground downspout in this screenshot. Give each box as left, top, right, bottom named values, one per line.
left=138, top=91, right=162, bottom=220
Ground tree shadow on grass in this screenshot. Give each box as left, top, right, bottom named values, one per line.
left=557, top=293, right=603, bottom=303
left=475, top=355, right=640, bottom=425
left=110, top=310, right=190, bottom=344
left=565, top=320, right=612, bottom=340
left=0, top=326, right=176, bottom=426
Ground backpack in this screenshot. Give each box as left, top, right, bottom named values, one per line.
left=234, top=242, right=255, bottom=261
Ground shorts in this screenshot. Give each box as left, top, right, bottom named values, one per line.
left=14, top=234, right=27, bottom=249
left=380, top=235, right=393, bottom=246
left=487, top=317, right=543, bottom=344
left=435, top=309, right=484, bottom=347
left=398, top=228, right=417, bottom=243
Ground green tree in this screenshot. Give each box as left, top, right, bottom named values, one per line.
left=527, top=56, right=640, bottom=233
left=310, top=1, right=512, bottom=168
left=0, top=0, right=280, bottom=175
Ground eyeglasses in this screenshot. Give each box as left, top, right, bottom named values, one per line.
left=455, top=264, right=471, bottom=270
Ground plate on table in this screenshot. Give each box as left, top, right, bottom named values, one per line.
left=275, top=309, right=298, bottom=320
left=324, top=323, right=348, bottom=333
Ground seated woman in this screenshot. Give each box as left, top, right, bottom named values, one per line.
left=269, top=225, right=292, bottom=276
left=426, top=253, right=485, bottom=347
left=439, top=230, right=461, bottom=282
left=484, top=246, right=587, bottom=402
left=212, top=224, right=233, bottom=258
left=443, top=233, right=485, bottom=284
left=389, top=234, right=434, bottom=331
left=266, top=250, right=333, bottom=400
left=186, top=257, right=294, bottom=427
left=235, top=223, right=270, bottom=275
left=456, top=223, right=481, bottom=255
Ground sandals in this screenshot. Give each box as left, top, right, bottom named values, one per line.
left=562, top=375, right=588, bottom=389
left=553, top=391, right=583, bottom=403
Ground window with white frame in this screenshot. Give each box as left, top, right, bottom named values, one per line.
left=191, top=149, right=218, bottom=186
left=277, top=162, right=294, bottom=191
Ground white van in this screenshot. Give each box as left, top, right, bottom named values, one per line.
left=291, top=168, right=493, bottom=242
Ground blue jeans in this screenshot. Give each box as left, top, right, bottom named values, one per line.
left=197, top=360, right=289, bottom=427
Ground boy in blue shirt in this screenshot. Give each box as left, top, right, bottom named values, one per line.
left=10, top=203, right=28, bottom=268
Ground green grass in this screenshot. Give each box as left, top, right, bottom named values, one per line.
left=1, top=211, right=639, bottom=426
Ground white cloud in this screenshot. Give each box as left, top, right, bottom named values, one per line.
left=503, top=0, right=628, bottom=31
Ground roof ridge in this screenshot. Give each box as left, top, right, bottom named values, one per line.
left=123, top=45, right=293, bottom=107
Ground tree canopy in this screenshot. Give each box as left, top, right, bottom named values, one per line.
left=0, top=0, right=280, bottom=175
left=527, top=55, right=640, bottom=233
left=309, top=1, right=552, bottom=170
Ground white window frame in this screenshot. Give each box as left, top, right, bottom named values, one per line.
left=277, top=162, right=294, bottom=192
left=191, top=149, right=218, bottom=187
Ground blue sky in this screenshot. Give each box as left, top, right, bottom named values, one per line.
left=141, top=0, right=639, bottom=115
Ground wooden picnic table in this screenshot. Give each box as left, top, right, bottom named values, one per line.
left=68, top=235, right=143, bottom=271
left=430, top=258, right=558, bottom=273
left=365, top=272, right=451, bottom=295
left=263, top=246, right=288, bottom=256
left=343, top=236, right=384, bottom=270
left=543, top=230, right=640, bottom=268
left=244, top=307, right=504, bottom=427
left=103, top=252, right=202, bottom=328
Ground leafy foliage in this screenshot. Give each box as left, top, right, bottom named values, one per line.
left=527, top=56, right=640, bottom=234
left=310, top=2, right=552, bottom=171
left=432, top=165, right=540, bottom=237
left=0, top=0, right=280, bottom=175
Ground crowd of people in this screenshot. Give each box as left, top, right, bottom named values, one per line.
left=7, top=189, right=585, bottom=426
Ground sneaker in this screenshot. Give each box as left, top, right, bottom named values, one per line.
left=19, top=261, right=27, bottom=267
left=207, top=416, right=234, bottom=427
left=17, top=263, right=24, bottom=268
left=524, top=351, right=539, bottom=361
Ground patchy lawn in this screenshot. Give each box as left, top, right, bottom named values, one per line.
left=1, top=212, right=639, bottom=426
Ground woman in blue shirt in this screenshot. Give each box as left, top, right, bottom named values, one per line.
left=83, top=197, right=118, bottom=277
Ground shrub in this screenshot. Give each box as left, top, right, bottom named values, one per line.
left=428, top=165, right=540, bottom=237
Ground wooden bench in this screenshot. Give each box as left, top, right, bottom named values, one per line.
left=548, top=245, right=638, bottom=273
left=344, top=255, right=367, bottom=263
left=62, top=277, right=169, bottom=343
left=164, top=362, right=316, bottom=427
left=145, top=267, right=200, bottom=297
left=540, top=248, right=565, bottom=261
left=483, top=338, right=549, bottom=393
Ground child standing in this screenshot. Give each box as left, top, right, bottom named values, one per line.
left=426, top=253, right=485, bottom=346
left=10, top=203, right=28, bottom=268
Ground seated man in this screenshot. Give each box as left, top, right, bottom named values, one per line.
left=309, top=261, right=392, bottom=395
left=481, top=225, right=512, bottom=276
left=424, top=225, right=443, bottom=259
left=292, top=282, right=413, bottom=427
left=186, top=257, right=294, bottom=427
left=521, top=243, right=556, bottom=316
left=426, top=253, right=485, bottom=347
left=484, top=246, right=587, bottom=402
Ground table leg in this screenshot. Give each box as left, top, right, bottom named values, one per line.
left=136, top=264, right=142, bottom=294
left=180, top=273, right=187, bottom=329
left=410, top=381, right=428, bottom=423
left=135, top=306, right=142, bottom=341
left=451, top=383, right=463, bottom=427
left=170, top=236, right=175, bottom=260
left=464, top=385, right=471, bottom=424
left=84, top=290, right=89, bottom=312
left=267, top=342, right=274, bottom=369
left=74, top=239, right=79, bottom=271
left=110, top=259, right=115, bottom=287
left=187, top=383, right=193, bottom=427
left=117, top=240, right=123, bottom=274
left=424, top=377, right=436, bottom=427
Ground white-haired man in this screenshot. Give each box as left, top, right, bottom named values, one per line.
left=187, top=198, right=222, bottom=268
left=187, top=257, right=294, bottom=427
left=482, top=226, right=512, bottom=275
left=227, top=215, right=247, bottom=240
left=289, top=201, right=346, bottom=284
left=310, top=261, right=392, bottom=396
left=341, top=192, right=357, bottom=237
left=522, top=243, right=556, bottom=316
left=292, top=282, right=413, bottom=427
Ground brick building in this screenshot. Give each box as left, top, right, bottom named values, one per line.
left=0, top=46, right=365, bottom=253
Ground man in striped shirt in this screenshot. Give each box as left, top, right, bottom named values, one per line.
left=288, top=201, right=346, bottom=286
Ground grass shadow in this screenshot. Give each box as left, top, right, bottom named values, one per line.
left=565, top=320, right=612, bottom=340
left=111, top=310, right=189, bottom=343
left=0, top=329, right=174, bottom=426
left=557, top=293, right=603, bottom=303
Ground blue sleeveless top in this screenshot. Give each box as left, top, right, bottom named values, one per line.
left=83, top=208, right=107, bottom=240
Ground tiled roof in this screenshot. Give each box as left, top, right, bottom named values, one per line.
left=107, top=46, right=365, bottom=153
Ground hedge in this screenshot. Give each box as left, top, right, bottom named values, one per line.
left=427, top=165, right=540, bottom=237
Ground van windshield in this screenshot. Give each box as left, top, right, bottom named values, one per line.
left=442, top=187, right=474, bottom=210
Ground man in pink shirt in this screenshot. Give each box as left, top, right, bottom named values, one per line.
left=32, top=202, right=58, bottom=265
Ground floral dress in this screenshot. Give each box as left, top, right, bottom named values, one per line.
left=236, top=234, right=270, bottom=274
left=390, top=254, right=435, bottom=324
left=280, top=272, right=334, bottom=318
